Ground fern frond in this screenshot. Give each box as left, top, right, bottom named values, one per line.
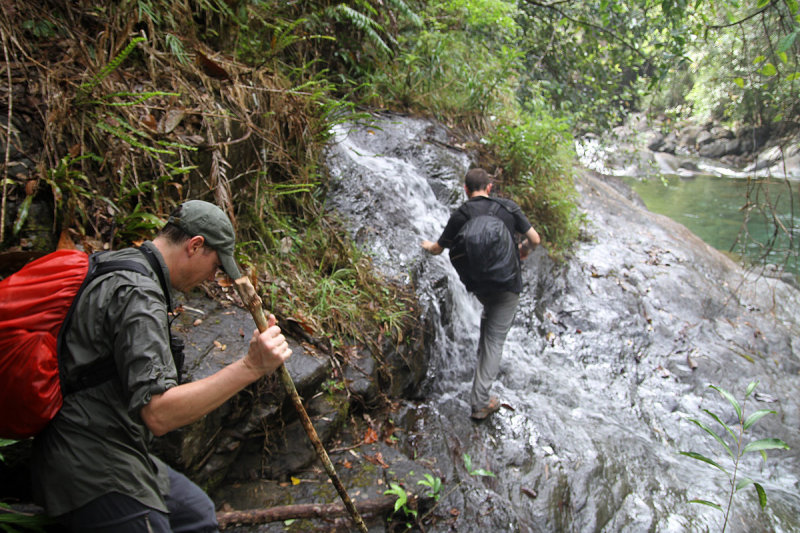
left=328, top=4, right=393, bottom=57
left=96, top=121, right=176, bottom=155
left=166, top=34, right=189, bottom=65
left=385, top=0, right=423, bottom=27
left=101, top=91, right=180, bottom=106
left=79, top=37, right=147, bottom=97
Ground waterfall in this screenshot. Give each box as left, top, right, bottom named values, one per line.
left=325, top=119, right=484, bottom=396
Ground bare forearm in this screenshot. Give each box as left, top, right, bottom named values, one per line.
left=519, top=227, right=541, bottom=259
left=141, top=359, right=262, bottom=436
left=142, top=321, right=290, bottom=436
left=525, top=227, right=541, bottom=248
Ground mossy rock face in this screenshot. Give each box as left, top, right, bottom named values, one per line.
left=1, top=198, right=56, bottom=252
left=227, top=387, right=352, bottom=481
left=378, top=331, right=428, bottom=399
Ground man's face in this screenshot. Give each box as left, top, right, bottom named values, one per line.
left=179, top=245, right=221, bottom=292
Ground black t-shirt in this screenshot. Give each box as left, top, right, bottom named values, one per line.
left=437, top=196, right=533, bottom=294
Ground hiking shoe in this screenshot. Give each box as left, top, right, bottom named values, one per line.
left=470, top=396, right=501, bottom=420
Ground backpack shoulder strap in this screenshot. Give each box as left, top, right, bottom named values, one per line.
left=137, top=245, right=172, bottom=313
left=486, top=196, right=514, bottom=216
left=486, top=198, right=503, bottom=216
left=461, top=197, right=510, bottom=219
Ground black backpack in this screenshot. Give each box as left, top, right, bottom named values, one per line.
left=449, top=198, right=518, bottom=293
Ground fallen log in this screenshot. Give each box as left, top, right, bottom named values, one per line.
left=217, top=495, right=400, bottom=528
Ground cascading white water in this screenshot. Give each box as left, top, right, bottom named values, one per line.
left=326, top=120, right=484, bottom=397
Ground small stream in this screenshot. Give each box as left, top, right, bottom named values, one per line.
left=324, top=115, right=800, bottom=532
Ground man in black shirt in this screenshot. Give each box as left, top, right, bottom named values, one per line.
left=421, top=168, right=540, bottom=419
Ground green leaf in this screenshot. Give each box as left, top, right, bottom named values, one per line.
left=760, top=63, right=777, bottom=77
left=710, top=385, right=741, bottom=421
left=756, top=0, right=770, bottom=7
left=735, top=477, right=754, bottom=491
left=786, top=72, right=800, bottom=82
left=753, top=55, right=767, bottom=65
left=679, top=451, right=729, bottom=474
left=733, top=77, right=745, bottom=88
left=754, top=482, right=767, bottom=509
left=12, top=194, right=33, bottom=235
left=690, top=416, right=735, bottom=459
left=689, top=499, right=724, bottom=512
left=788, top=0, right=799, bottom=14
left=742, top=438, right=790, bottom=455
left=384, top=482, right=407, bottom=512
left=743, top=409, right=775, bottom=430
left=745, top=381, right=758, bottom=397
left=463, top=453, right=473, bottom=473
left=778, top=31, right=799, bottom=53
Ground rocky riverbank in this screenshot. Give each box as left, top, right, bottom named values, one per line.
left=580, top=113, right=800, bottom=179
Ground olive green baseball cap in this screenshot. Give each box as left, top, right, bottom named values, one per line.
left=168, top=200, right=241, bottom=279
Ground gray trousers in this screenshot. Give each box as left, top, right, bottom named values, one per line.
left=470, top=291, right=520, bottom=411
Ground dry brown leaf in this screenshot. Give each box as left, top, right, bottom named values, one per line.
left=195, top=50, right=231, bottom=81
left=141, top=114, right=158, bottom=131
left=363, top=427, right=378, bottom=444
left=56, top=230, right=76, bottom=250
left=364, top=452, right=388, bottom=468
left=158, top=108, right=185, bottom=134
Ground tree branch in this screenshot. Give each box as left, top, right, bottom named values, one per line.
left=706, top=0, right=776, bottom=30
left=520, top=0, right=650, bottom=62
left=216, top=495, right=401, bottom=528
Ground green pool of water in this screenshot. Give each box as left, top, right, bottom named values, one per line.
left=620, top=174, right=800, bottom=275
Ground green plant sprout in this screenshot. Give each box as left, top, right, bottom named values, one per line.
left=417, top=474, right=442, bottom=501
left=0, top=504, right=58, bottom=533
left=463, top=453, right=496, bottom=478
left=385, top=455, right=496, bottom=531
left=680, top=381, right=790, bottom=532
left=321, top=378, right=345, bottom=396
left=384, top=481, right=417, bottom=529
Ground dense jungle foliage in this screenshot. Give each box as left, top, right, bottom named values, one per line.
left=1, top=0, right=799, bottom=349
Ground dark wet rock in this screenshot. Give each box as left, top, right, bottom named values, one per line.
left=698, top=138, right=730, bottom=158
left=646, top=132, right=665, bottom=152
left=153, top=288, right=428, bottom=495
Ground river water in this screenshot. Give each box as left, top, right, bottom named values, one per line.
left=622, top=175, right=800, bottom=277
left=576, top=136, right=800, bottom=277
left=324, top=115, right=800, bottom=532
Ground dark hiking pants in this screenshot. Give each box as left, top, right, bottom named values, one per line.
left=58, top=466, right=218, bottom=533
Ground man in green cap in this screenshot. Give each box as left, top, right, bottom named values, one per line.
left=31, top=200, right=291, bottom=532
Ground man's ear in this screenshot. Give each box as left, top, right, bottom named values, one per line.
left=486, top=183, right=493, bottom=194
left=187, top=235, right=206, bottom=256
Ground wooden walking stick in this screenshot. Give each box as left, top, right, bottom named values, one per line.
left=234, top=275, right=369, bottom=533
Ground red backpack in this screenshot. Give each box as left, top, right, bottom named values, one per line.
left=0, top=249, right=153, bottom=439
